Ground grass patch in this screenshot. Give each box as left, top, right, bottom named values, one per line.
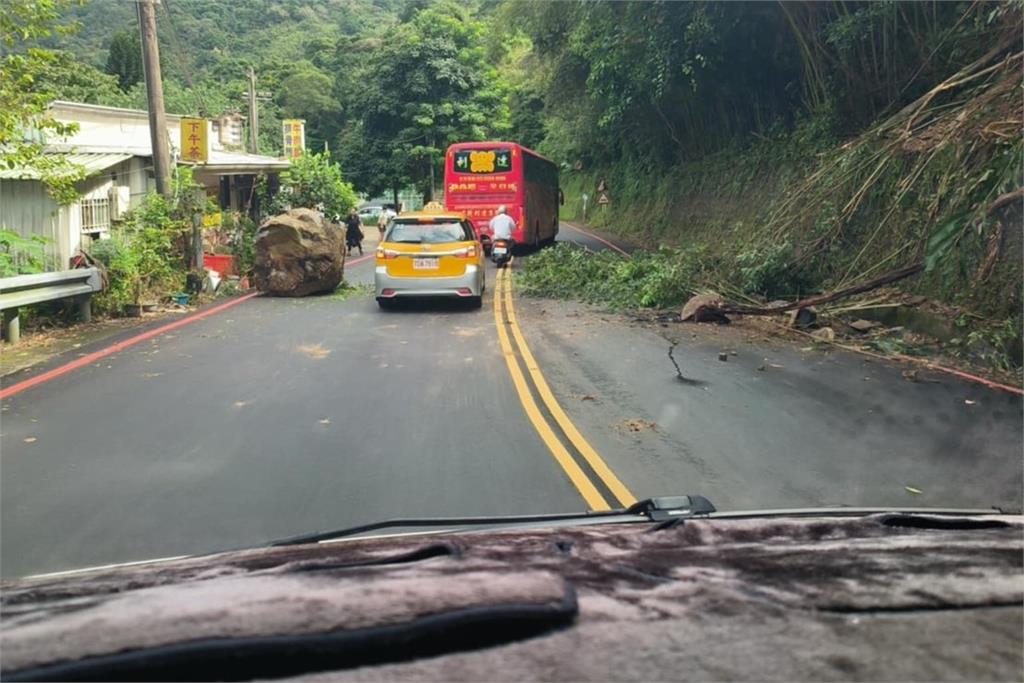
left=328, top=282, right=375, bottom=301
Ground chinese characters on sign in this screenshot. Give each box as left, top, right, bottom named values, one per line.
left=469, top=150, right=495, bottom=172
left=180, top=118, right=208, bottom=163
left=455, top=207, right=518, bottom=219
left=446, top=181, right=517, bottom=193
left=453, top=149, right=513, bottom=174
left=282, top=119, right=305, bottom=159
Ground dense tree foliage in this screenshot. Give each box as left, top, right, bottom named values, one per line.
left=337, top=2, right=509, bottom=201
left=104, top=30, right=142, bottom=91
left=0, top=0, right=87, bottom=203
left=35, top=1, right=1022, bottom=183
left=274, top=151, right=358, bottom=219
left=506, top=1, right=1015, bottom=167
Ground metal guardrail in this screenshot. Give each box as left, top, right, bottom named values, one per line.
left=0, top=268, right=102, bottom=344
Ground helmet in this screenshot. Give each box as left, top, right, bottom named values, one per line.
left=497, top=205, right=506, bottom=214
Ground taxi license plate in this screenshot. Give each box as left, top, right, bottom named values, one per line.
left=412, top=257, right=438, bottom=270
left=493, top=246, right=507, bottom=255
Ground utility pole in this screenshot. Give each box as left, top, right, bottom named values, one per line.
left=247, top=67, right=258, bottom=154
left=192, top=211, right=204, bottom=271
left=137, top=0, right=171, bottom=196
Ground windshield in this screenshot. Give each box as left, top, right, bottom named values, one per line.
left=387, top=221, right=472, bottom=244
left=1, top=0, right=1021, bottom=584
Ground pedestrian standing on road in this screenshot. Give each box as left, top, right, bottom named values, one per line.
left=345, top=208, right=364, bottom=255
left=377, top=208, right=394, bottom=240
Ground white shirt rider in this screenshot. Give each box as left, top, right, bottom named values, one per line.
left=489, top=205, right=516, bottom=241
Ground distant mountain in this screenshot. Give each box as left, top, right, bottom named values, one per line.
left=57, top=0, right=400, bottom=78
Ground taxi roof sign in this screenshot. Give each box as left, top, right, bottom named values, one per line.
left=397, top=204, right=467, bottom=223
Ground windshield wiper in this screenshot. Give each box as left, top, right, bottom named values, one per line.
left=269, top=495, right=716, bottom=547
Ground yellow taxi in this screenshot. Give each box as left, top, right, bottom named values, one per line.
left=375, top=202, right=485, bottom=309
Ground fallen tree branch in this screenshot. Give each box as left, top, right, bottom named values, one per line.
left=987, top=187, right=1024, bottom=214
left=903, top=49, right=1022, bottom=134
left=975, top=220, right=1005, bottom=284
left=722, top=261, right=924, bottom=315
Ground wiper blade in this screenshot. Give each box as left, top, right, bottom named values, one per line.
left=268, top=495, right=716, bottom=547
left=270, top=511, right=624, bottom=547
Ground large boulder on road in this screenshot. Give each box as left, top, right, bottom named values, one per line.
left=253, top=209, right=345, bottom=296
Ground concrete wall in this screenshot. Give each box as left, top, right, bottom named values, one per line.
left=0, top=158, right=148, bottom=268
left=123, top=156, right=156, bottom=205
left=0, top=180, right=70, bottom=268
left=50, top=102, right=185, bottom=155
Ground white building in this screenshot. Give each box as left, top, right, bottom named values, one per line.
left=0, top=101, right=289, bottom=269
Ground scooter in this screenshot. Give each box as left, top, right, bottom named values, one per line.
left=491, top=237, right=512, bottom=267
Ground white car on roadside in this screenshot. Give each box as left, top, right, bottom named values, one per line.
left=358, top=205, right=382, bottom=223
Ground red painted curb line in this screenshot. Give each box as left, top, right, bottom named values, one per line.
left=0, top=293, right=259, bottom=400
left=561, top=222, right=630, bottom=257
left=891, top=354, right=1024, bottom=396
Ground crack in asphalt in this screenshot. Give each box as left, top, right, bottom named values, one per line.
left=657, top=330, right=708, bottom=388
left=666, top=339, right=710, bottom=388
left=667, top=342, right=685, bottom=381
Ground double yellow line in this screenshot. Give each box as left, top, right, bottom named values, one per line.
left=493, top=267, right=636, bottom=511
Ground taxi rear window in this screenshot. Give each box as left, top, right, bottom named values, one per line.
left=387, top=221, right=473, bottom=244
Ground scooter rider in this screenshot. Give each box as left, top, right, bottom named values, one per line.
left=489, top=205, right=516, bottom=249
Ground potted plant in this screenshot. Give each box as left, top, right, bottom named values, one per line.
left=124, top=258, right=161, bottom=316
left=107, top=241, right=144, bottom=316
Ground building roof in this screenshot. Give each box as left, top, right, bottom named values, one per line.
left=1, top=101, right=292, bottom=180
left=49, top=100, right=183, bottom=123
left=195, top=149, right=291, bottom=174
left=0, top=153, right=132, bottom=180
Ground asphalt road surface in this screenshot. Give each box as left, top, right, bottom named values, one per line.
left=1, top=223, right=1020, bottom=577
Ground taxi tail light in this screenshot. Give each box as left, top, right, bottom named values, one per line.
left=380, top=289, right=396, bottom=297
left=453, top=246, right=477, bottom=259
left=377, top=247, right=399, bottom=260
left=456, top=288, right=473, bottom=296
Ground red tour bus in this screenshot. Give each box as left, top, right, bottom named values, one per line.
left=443, top=142, right=562, bottom=250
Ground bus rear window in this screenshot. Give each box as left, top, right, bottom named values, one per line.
left=452, top=148, right=513, bottom=174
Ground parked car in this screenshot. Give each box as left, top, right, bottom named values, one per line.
left=358, top=205, right=382, bottom=224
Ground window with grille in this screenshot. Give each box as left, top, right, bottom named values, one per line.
left=81, top=198, right=111, bottom=234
